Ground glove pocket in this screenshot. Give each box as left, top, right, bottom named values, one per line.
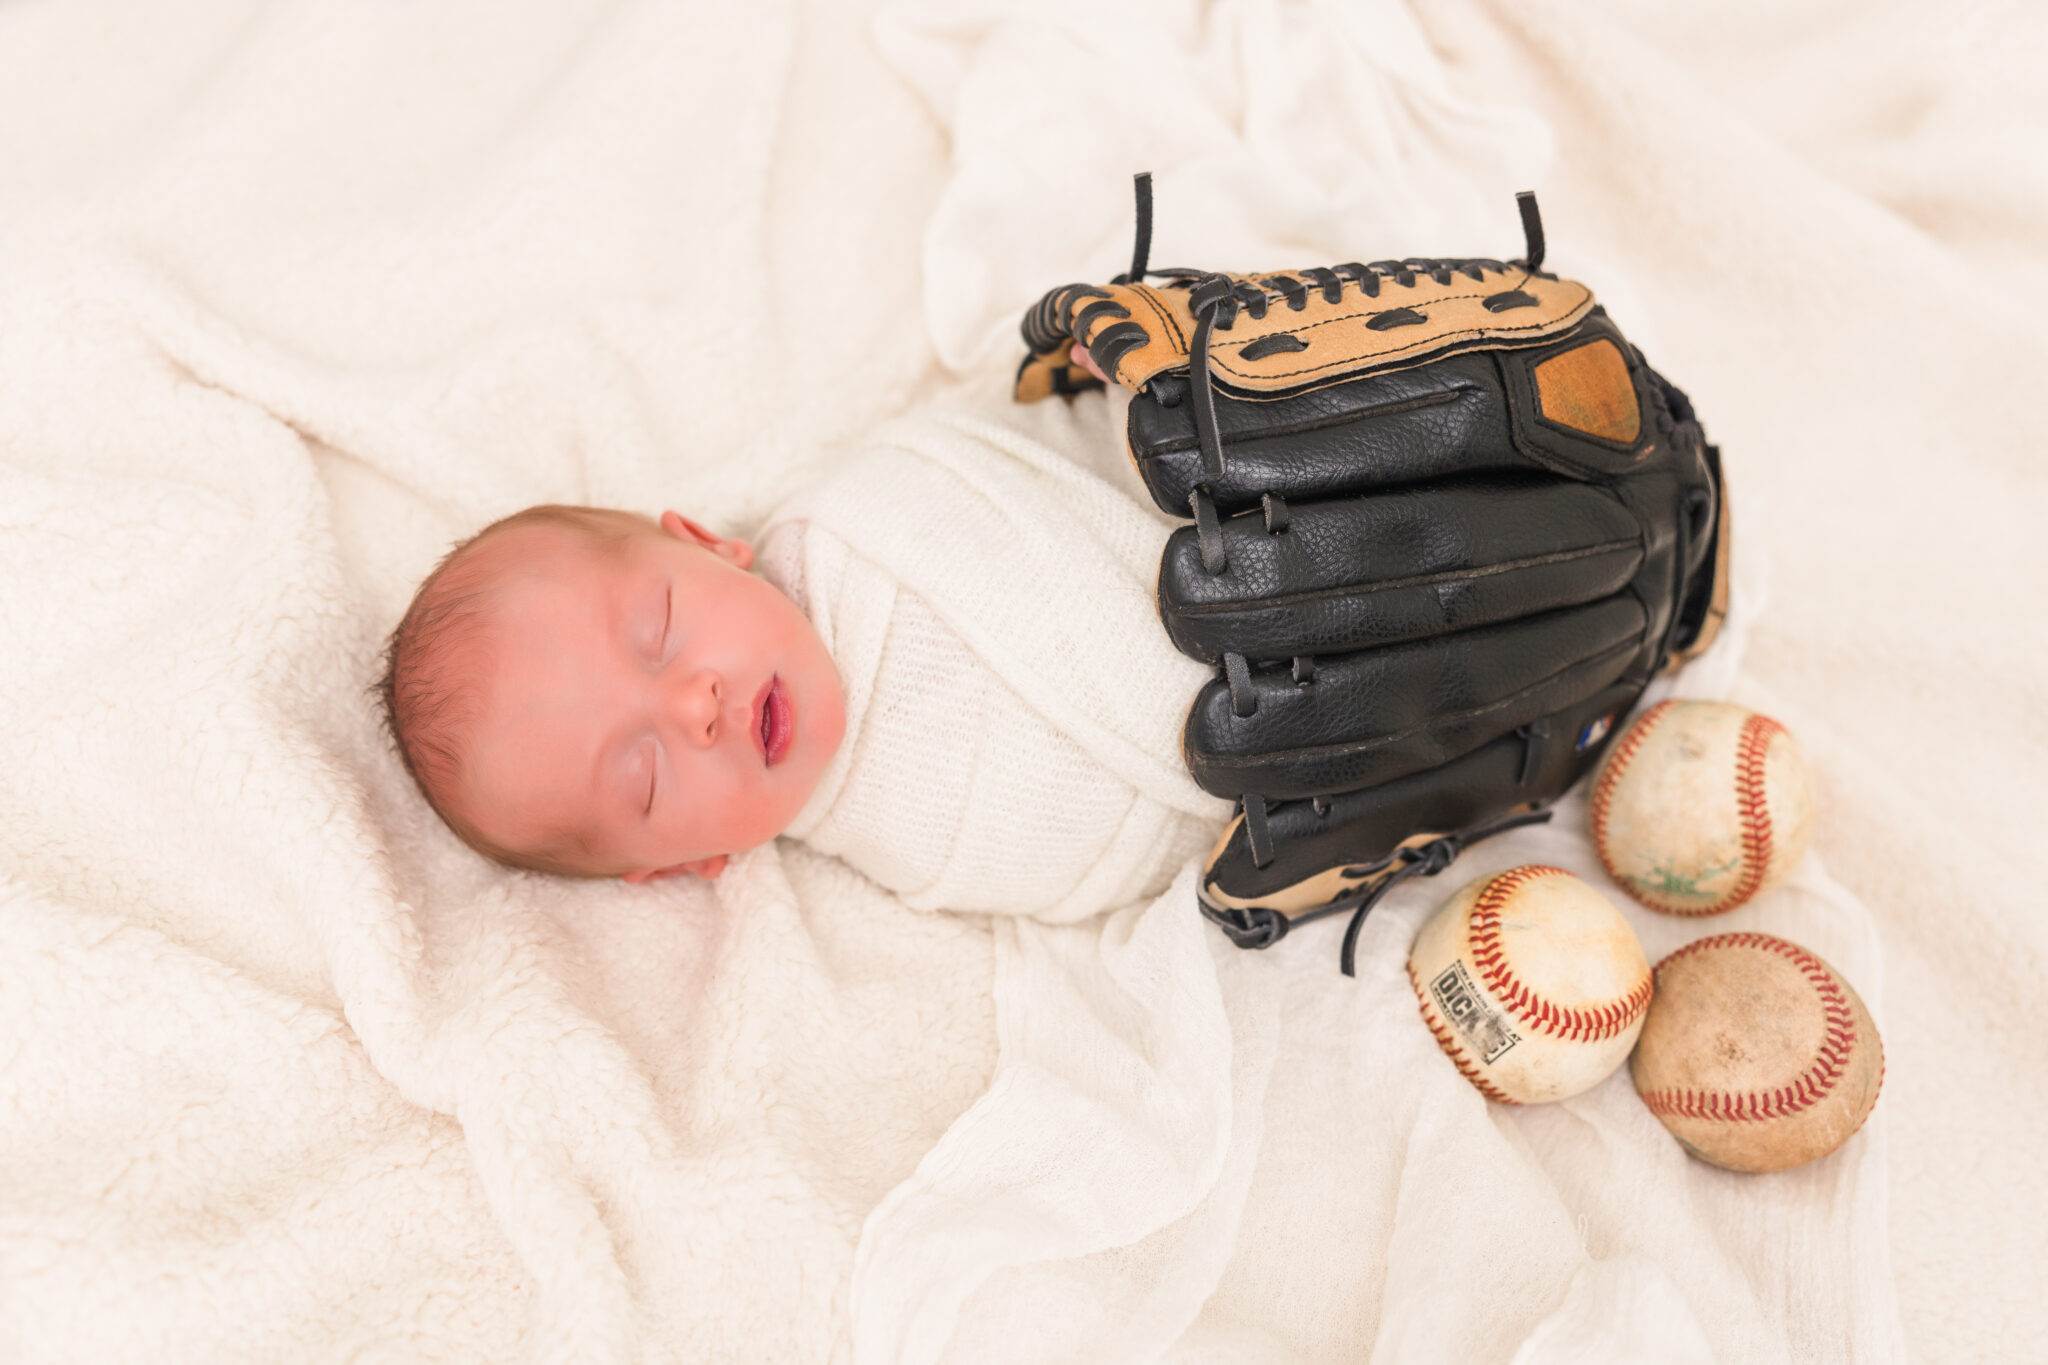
left=1160, top=478, right=1643, bottom=664
left=1184, top=594, right=1646, bottom=800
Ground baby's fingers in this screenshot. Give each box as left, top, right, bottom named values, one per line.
left=1070, top=342, right=1110, bottom=384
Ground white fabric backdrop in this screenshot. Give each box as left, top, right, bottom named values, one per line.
left=0, top=0, right=2041, bottom=1360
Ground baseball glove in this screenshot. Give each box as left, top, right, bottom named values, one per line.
left=1015, top=175, right=1730, bottom=973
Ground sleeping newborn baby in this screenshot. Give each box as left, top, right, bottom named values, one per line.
left=379, top=504, right=849, bottom=884
left=380, top=388, right=1228, bottom=921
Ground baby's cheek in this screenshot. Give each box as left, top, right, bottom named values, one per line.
left=676, top=778, right=784, bottom=857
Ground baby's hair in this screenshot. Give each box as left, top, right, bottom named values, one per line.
left=375, top=503, right=658, bottom=875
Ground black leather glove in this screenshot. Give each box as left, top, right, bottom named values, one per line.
left=1016, top=178, right=1728, bottom=972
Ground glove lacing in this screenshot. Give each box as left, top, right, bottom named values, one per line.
left=1107, top=175, right=1548, bottom=501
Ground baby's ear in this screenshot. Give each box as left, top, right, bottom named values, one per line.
left=660, top=510, right=753, bottom=570
left=623, top=854, right=728, bottom=884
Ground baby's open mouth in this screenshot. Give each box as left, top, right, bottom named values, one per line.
left=756, top=676, right=793, bottom=767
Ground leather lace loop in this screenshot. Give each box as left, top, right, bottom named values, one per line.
left=1224, top=652, right=1257, bottom=718
left=1123, top=171, right=1154, bottom=284
left=1189, top=487, right=1226, bottom=573
left=1197, top=807, right=1557, bottom=971
left=1516, top=190, right=1546, bottom=272
left=1334, top=808, right=1554, bottom=976
left=1242, top=792, right=1275, bottom=867
left=1199, top=900, right=1289, bottom=950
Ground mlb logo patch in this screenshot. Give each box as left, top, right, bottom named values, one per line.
left=1576, top=714, right=1615, bottom=752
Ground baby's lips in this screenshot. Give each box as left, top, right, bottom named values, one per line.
left=763, top=677, right=794, bottom=767
left=750, top=677, right=772, bottom=764
left=751, top=675, right=793, bottom=767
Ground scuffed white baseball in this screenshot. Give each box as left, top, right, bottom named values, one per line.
left=1632, top=932, right=1884, bottom=1172
left=1590, top=700, right=1815, bottom=915
left=1409, top=865, right=1652, bottom=1105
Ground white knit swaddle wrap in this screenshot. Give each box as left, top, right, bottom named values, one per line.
left=758, top=394, right=1229, bottom=921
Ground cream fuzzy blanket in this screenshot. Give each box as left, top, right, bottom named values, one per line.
left=1, top=0, right=2042, bottom=1361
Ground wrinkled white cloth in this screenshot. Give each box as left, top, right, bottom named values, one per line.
left=875, top=0, right=1554, bottom=373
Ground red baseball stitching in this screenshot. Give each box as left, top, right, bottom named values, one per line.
left=1710, top=713, right=1785, bottom=913
left=1466, top=866, right=1653, bottom=1041
left=1638, top=933, right=1868, bottom=1122
left=1409, top=959, right=1519, bottom=1105
left=1591, top=700, right=1672, bottom=887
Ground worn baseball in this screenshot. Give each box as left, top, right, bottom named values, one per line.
left=1408, top=865, right=1653, bottom=1105
left=1590, top=700, right=1816, bottom=915
left=1632, top=932, right=1883, bottom=1173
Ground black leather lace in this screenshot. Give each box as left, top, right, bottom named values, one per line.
left=1198, top=807, right=1555, bottom=976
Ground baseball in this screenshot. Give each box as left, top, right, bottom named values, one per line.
left=1590, top=700, right=1816, bottom=915
left=1409, top=865, right=1653, bottom=1105
left=1632, top=932, right=1883, bottom=1173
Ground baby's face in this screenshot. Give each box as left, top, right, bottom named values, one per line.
left=448, top=512, right=845, bottom=880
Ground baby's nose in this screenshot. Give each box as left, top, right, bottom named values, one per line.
left=669, top=669, right=724, bottom=747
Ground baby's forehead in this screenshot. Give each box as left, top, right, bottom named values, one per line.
left=470, top=512, right=654, bottom=578
left=424, top=526, right=615, bottom=669
left=456, top=518, right=653, bottom=618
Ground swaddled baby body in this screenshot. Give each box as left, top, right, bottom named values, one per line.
left=380, top=394, right=1227, bottom=920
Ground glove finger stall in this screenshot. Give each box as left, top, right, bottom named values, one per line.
left=1185, top=595, right=1646, bottom=799
left=1202, top=680, right=1644, bottom=910
left=1159, top=478, right=1643, bottom=663
left=1128, top=352, right=1532, bottom=517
